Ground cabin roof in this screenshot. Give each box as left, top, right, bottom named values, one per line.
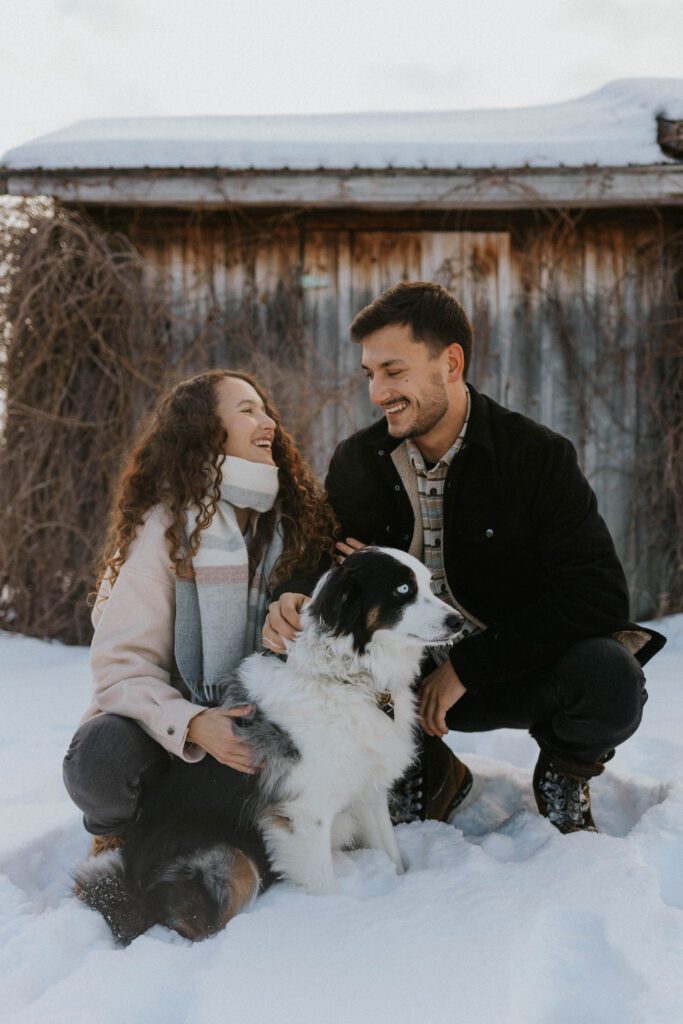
left=3, top=80, right=683, bottom=211
left=3, top=80, right=683, bottom=174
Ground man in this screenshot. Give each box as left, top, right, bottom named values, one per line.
left=264, top=281, right=665, bottom=834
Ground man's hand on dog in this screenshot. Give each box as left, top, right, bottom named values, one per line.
left=419, top=660, right=467, bottom=737
left=263, top=593, right=311, bottom=653
left=187, top=706, right=262, bottom=773
left=263, top=539, right=366, bottom=653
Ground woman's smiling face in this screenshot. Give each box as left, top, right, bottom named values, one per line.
left=213, top=376, right=277, bottom=465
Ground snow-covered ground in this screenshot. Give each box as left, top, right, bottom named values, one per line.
left=1, top=620, right=681, bottom=1024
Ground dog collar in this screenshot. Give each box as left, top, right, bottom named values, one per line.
left=376, top=691, right=395, bottom=721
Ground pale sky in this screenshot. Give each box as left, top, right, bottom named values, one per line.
left=2, top=0, right=682, bottom=160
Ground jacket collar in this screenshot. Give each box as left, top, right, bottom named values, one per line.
left=360, top=384, right=495, bottom=459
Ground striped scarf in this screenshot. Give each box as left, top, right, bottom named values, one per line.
left=174, top=456, right=282, bottom=706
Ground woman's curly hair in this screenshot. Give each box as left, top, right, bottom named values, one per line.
left=94, top=369, right=338, bottom=597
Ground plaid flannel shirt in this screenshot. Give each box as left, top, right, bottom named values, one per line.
left=405, top=389, right=485, bottom=664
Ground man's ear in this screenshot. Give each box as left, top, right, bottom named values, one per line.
left=446, top=343, right=465, bottom=383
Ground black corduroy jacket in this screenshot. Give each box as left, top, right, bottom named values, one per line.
left=322, top=385, right=664, bottom=693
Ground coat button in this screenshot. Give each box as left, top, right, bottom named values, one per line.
left=485, top=528, right=494, bottom=538
left=394, top=484, right=401, bottom=492
left=167, top=725, right=175, bottom=735
left=378, top=449, right=384, bottom=456
left=403, top=533, right=410, bottom=541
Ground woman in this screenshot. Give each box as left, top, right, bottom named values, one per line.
left=63, top=369, right=336, bottom=851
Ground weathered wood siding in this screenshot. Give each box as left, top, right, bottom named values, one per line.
left=97, top=208, right=675, bottom=617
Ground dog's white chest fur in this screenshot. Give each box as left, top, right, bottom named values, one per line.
left=242, top=647, right=416, bottom=801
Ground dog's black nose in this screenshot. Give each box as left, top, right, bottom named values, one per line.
left=444, top=613, right=463, bottom=632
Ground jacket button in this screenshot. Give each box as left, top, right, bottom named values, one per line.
left=485, top=528, right=494, bottom=538
left=394, top=484, right=401, bottom=492
left=167, top=725, right=175, bottom=735
left=386, top=525, right=391, bottom=533
left=403, top=533, right=410, bottom=541
left=378, top=449, right=384, bottom=456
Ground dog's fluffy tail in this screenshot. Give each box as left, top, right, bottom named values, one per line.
left=74, top=844, right=261, bottom=945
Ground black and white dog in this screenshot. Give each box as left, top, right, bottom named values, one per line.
left=74, top=547, right=461, bottom=943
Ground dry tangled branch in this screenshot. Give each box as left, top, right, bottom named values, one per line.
left=532, top=224, right=683, bottom=615
left=638, top=238, right=683, bottom=614
left=0, top=204, right=348, bottom=643
left=0, top=206, right=176, bottom=642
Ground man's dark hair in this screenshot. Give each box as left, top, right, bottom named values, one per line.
left=350, top=281, right=474, bottom=378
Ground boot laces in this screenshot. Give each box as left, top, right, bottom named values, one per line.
left=538, top=767, right=591, bottom=828
left=389, top=763, right=424, bottom=824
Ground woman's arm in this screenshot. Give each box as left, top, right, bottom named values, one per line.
left=90, top=558, right=207, bottom=762
left=92, top=561, right=260, bottom=772
left=90, top=507, right=258, bottom=771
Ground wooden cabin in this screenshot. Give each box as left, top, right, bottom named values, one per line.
left=2, top=79, right=683, bottom=616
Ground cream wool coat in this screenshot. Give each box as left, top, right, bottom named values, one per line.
left=81, top=504, right=208, bottom=762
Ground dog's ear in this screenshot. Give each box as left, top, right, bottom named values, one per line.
left=73, top=851, right=154, bottom=946
left=309, top=562, right=370, bottom=652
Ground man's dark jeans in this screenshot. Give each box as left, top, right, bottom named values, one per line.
left=445, top=636, right=648, bottom=769
left=63, top=715, right=172, bottom=835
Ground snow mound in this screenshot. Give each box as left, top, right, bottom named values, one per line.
left=0, top=619, right=682, bottom=1023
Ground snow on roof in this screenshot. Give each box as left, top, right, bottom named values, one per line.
left=3, top=79, right=683, bottom=174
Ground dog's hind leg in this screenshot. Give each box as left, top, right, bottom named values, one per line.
left=351, top=791, right=406, bottom=875
left=262, top=809, right=336, bottom=895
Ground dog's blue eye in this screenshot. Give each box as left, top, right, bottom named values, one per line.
left=396, top=583, right=410, bottom=595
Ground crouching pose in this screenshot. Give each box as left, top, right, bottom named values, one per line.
left=74, top=548, right=461, bottom=943
left=264, top=282, right=667, bottom=835
left=64, top=369, right=336, bottom=938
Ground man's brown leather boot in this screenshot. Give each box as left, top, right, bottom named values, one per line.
left=533, top=750, right=602, bottom=833
left=390, top=732, right=473, bottom=824
left=89, top=834, right=125, bottom=856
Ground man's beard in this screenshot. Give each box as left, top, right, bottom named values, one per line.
left=386, top=373, right=449, bottom=440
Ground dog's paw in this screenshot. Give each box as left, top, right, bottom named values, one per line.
left=301, top=876, right=339, bottom=897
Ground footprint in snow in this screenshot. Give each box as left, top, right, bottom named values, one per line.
left=450, top=754, right=668, bottom=853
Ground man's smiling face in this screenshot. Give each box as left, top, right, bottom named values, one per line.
left=361, top=323, right=452, bottom=441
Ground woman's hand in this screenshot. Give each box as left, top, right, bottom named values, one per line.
left=187, top=706, right=261, bottom=773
